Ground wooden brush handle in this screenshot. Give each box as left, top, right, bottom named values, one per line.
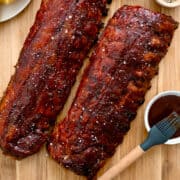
left=98, top=145, right=145, bottom=180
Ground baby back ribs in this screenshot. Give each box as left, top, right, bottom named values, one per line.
left=0, top=0, right=108, bottom=157
left=47, top=5, right=178, bottom=179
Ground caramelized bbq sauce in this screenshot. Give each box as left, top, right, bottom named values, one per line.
left=148, top=95, right=180, bottom=138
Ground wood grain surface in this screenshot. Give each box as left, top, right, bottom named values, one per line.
left=0, top=0, right=179, bottom=180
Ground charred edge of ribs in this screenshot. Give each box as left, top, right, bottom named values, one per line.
left=0, top=0, right=108, bottom=157
left=47, top=5, right=178, bottom=179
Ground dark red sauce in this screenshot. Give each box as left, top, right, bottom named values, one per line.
left=148, top=95, right=180, bottom=138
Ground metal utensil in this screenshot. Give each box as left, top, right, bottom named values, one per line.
left=0, top=0, right=15, bottom=4
left=98, top=112, right=180, bottom=180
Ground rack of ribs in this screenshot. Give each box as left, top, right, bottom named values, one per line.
left=0, top=0, right=109, bottom=157
left=47, top=5, right=178, bottom=179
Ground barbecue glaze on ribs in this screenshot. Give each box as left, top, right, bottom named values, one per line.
left=0, top=0, right=108, bottom=157
left=47, top=6, right=178, bottom=179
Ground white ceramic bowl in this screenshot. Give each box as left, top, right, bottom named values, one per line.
left=0, top=0, right=31, bottom=23
left=144, top=91, right=180, bottom=145
left=156, top=0, right=180, bottom=8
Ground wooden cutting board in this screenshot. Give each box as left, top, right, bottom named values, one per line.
left=0, top=0, right=179, bottom=180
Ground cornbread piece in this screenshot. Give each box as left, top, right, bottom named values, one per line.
left=0, top=0, right=108, bottom=157
left=48, top=5, right=178, bottom=179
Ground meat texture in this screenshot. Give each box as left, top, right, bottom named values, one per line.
left=47, top=6, right=178, bottom=179
left=0, top=0, right=108, bottom=157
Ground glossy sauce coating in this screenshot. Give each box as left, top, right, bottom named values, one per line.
left=149, top=95, right=180, bottom=138
left=0, top=0, right=108, bottom=157
left=48, top=6, right=178, bottom=179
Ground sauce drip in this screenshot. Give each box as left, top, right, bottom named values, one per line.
left=148, top=95, right=180, bottom=138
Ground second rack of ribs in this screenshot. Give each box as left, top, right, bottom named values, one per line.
left=47, top=5, right=178, bottom=179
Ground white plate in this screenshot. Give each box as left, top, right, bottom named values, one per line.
left=0, top=0, right=31, bottom=23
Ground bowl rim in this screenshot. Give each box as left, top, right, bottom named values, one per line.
left=144, top=90, right=180, bottom=145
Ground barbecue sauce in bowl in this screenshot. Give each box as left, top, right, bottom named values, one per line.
left=148, top=95, right=180, bottom=138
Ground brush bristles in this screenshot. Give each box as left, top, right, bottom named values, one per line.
left=156, top=112, right=180, bottom=136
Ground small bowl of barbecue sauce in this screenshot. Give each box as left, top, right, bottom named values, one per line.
left=145, top=91, right=180, bottom=145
